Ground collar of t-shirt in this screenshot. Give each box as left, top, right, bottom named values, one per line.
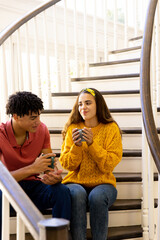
left=6, top=119, right=34, bottom=148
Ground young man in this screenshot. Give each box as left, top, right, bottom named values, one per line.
left=0, top=91, right=71, bottom=239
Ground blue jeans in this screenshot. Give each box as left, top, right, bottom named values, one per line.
left=66, top=183, right=117, bottom=240
left=0, top=180, right=71, bottom=240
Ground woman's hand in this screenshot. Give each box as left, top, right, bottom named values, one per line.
left=72, top=128, right=82, bottom=146
left=82, top=127, right=93, bottom=146
left=72, top=127, right=93, bottom=146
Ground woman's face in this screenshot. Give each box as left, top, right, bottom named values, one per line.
left=78, top=93, right=97, bottom=123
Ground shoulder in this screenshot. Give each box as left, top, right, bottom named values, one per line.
left=103, top=122, right=121, bottom=136
left=36, top=122, right=49, bottom=135
left=0, top=122, right=8, bottom=136
left=39, top=122, right=48, bottom=130
left=67, top=123, right=80, bottom=132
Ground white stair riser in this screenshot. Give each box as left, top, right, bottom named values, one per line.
left=117, top=182, right=158, bottom=199
left=122, top=134, right=142, bottom=149
left=108, top=210, right=142, bottom=227
left=56, top=158, right=142, bottom=174
left=52, top=94, right=141, bottom=109
left=129, top=39, right=143, bottom=48
left=55, top=154, right=157, bottom=174
left=9, top=210, right=142, bottom=234
left=108, top=49, right=141, bottom=61
left=50, top=133, right=142, bottom=150
left=86, top=210, right=142, bottom=228
left=41, top=112, right=144, bottom=129
left=89, top=62, right=140, bottom=76
left=71, top=78, right=140, bottom=92
left=114, top=158, right=142, bottom=173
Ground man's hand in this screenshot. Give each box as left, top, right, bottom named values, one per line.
left=32, top=153, right=57, bottom=173
left=40, top=168, right=63, bottom=185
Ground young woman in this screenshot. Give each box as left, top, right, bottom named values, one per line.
left=59, top=88, right=123, bottom=240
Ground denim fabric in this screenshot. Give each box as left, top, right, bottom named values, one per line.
left=66, top=183, right=117, bottom=240
left=0, top=180, right=71, bottom=240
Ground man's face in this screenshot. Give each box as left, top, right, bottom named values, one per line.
left=14, top=111, right=41, bottom=133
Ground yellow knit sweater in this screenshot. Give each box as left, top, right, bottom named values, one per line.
left=59, top=122, right=123, bottom=188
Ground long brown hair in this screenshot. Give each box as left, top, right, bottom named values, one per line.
left=62, top=88, right=121, bottom=139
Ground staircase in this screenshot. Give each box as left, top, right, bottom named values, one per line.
left=37, top=36, right=158, bottom=240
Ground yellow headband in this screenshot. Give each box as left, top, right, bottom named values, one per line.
left=81, top=88, right=95, bottom=97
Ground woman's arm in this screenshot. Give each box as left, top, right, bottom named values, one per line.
left=59, top=126, right=83, bottom=171
left=88, top=124, right=123, bottom=173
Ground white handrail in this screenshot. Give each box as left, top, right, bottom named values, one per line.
left=0, top=162, right=69, bottom=240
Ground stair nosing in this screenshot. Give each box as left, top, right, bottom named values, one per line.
left=71, top=73, right=140, bottom=82
left=109, top=46, right=141, bottom=54
left=89, top=58, right=140, bottom=67
left=51, top=90, right=140, bottom=97
left=42, top=108, right=141, bottom=114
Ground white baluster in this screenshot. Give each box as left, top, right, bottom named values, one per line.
left=64, top=0, right=71, bottom=91
left=25, top=22, right=32, bottom=92
left=73, top=0, right=79, bottom=77
left=104, top=0, right=108, bottom=61
left=53, top=6, right=61, bottom=92
left=43, top=11, right=52, bottom=109
left=113, top=0, right=117, bottom=50
left=93, top=0, right=98, bottom=62
left=155, top=3, right=160, bottom=239
left=9, top=35, right=16, bottom=94
left=17, top=214, right=25, bottom=240
left=33, top=17, right=42, bottom=98
left=83, top=0, right=88, bottom=76
left=158, top=175, right=160, bottom=240
left=155, top=1, right=160, bottom=108
left=2, top=194, right=10, bottom=240
left=142, top=124, right=149, bottom=240
left=0, top=44, right=9, bottom=122
left=124, top=0, right=128, bottom=48
left=148, top=20, right=157, bottom=240
left=134, top=0, right=138, bottom=37
left=17, top=29, right=23, bottom=90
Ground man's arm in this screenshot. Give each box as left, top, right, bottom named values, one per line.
left=39, top=148, right=63, bottom=185
left=11, top=149, right=55, bottom=182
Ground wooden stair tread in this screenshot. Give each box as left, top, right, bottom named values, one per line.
left=54, top=149, right=142, bottom=158
left=49, top=127, right=142, bottom=134
left=49, top=127, right=160, bottom=135
left=52, top=89, right=140, bottom=97
left=11, top=226, right=143, bottom=240
left=110, top=46, right=141, bottom=54
left=123, top=149, right=141, bottom=157
left=87, top=225, right=142, bottom=240
left=39, top=199, right=158, bottom=216
left=71, top=73, right=139, bottom=82
left=42, top=107, right=142, bottom=114
left=89, top=58, right=140, bottom=67
left=43, top=107, right=160, bottom=113
left=129, top=36, right=143, bottom=41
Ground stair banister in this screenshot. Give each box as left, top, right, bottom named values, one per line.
left=0, top=162, right=69, bottom=239
left=140, top=0, right=160, bottom=174
left=140, top=0, right=159, bottom=239
left=0, top=0, right=61, bottom=46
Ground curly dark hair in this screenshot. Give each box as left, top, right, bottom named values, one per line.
left=6, top=91, right=43, bottom=116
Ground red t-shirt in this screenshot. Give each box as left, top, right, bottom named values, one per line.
left=0, top=120, right=51, bottom=180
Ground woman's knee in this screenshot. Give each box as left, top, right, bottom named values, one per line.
left=88, top=184, right=117, bottom=208
left=66, top=184, right=87, bottom=204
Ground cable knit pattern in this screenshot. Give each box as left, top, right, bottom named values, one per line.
left=59, top=122, right=123, bottom=188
